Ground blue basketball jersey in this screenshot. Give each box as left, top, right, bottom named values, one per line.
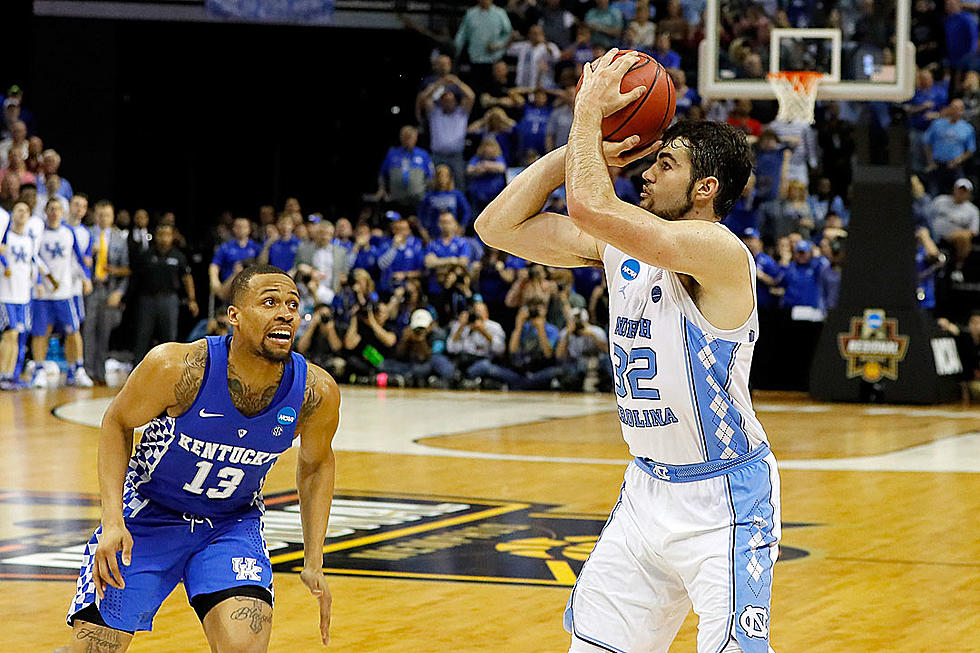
left=127, top=335, right=307, bottom=519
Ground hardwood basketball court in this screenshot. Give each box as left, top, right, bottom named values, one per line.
left=2, top=386, right=978, bottom=651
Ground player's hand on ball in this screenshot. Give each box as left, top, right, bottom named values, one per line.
left=93, top=523, right=133, bottom=599
left=603, top=137, right=662, bottom=167
left=300, top=566, right=333, bottom=646
left=576, top=48, right=647, bottom=117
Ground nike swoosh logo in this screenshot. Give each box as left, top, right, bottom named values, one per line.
left=199, top=409, right=224, bottom=418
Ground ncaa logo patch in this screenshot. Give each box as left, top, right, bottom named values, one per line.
left=620, top=259, right=640, bottom=281
left=277, top=407, right=297, bottom=425
left=651, top=286, right=662, bottom=303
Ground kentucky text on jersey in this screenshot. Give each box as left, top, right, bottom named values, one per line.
left=176, top=434, right=284, bottom=466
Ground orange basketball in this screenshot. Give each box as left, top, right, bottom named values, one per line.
left=577, top=50, right=676, bottom=149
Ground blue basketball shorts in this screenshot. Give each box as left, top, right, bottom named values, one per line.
left=31, top=298, right=80, bottom=336
left=73, top=294, right=86, bottom=324
left=67, top=482, right=273, bottom=632
left=564, top=448, right=781, bottom=653
left=1, top=302, right=30, bottom=333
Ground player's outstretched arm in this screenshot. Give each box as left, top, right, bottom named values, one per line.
left=566, top=50, right=750, bottom=316
left=474, top=138, right=653, bottom=268
left=94, top=341, right=202, bottom=598
left=294, top=364, right=341, bottom=647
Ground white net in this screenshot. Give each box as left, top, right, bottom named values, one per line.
left=767, top=72, right=822, bottom=124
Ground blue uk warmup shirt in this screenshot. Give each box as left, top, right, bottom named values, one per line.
left=212, top=239, right=262, bottom=282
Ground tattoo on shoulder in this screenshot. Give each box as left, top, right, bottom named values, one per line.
left=172, top=342, right=207, bottom=415
left=299, top=368, right=325, bottom=424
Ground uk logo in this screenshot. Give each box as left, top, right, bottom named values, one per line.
left=620, top=259, right=640, bottom=281
left=277, top=407, right=297, bottom=425
left=650, top=286, right=662, bottom=303
left=232, top=557, right=262, bottom=581
left=739, top=606, right=769, bottom=638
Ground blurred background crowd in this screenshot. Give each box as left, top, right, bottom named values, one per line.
left=2, top=0, right=979, bottom=395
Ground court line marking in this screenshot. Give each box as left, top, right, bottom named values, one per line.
left=292, top=566, right=574, bottom=586
left=50, top=393, right=980, bottom=473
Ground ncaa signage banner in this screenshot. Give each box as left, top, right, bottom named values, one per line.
left=206, top=0, right=335, bottom=23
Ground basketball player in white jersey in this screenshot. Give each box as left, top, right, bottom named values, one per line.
left=0, top=202, right=37, bottom=389
left=476, top=49, right=779, bottom=653
left=64, top=193, right=94, bottom=386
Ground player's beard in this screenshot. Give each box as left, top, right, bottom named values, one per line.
left=641, top=193, right=693, bottom=222
left=258, top=338, right=293, bottom=362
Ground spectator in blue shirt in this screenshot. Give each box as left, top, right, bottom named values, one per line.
left=418, top=164, right=472, bottom=240
left=945, top=0, right=978, bottom=69
left=378, top=218, right=425, bottom=294
left=378, top=125, right=435, bottom=216
left=924, top=99, right=976, bottom=194
left=740, top=228, right=784, bottom=311
left=468, top=107, right=517, bottom=166
left=780, top=240, right=829, bottom=317
left=260, top=215, right=301, bottom=273
left=670, top=69, right=701, bottom=118
left=424, top=212, right=471, bottom=298
left=723, top=174, right=760, bottom=235
left=754, top=130, right=785, bottom=204
left=807, top=177, right=850, bottom=226
left=610, top=166, right=640, bottom=204
left=905, top=68, right=948, bottom=173
left=209, top=217, right=260, bottom=297
left=515, top=90, right=553, bottom=162
left=349, top=222, right=380, bottom=275
left=467, top=137, right=508, bottom=216
left=651, top=33, right=682, bottom=70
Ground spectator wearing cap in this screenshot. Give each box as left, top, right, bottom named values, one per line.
left=378, top=125, right=435, bottom=218
left=454, top=0, right=513, bottom=92
left=904, top=68, right=948, bottom=174
left=386, top=308, right=457, bottom=387
left=378, top=218, right=425, bottom=294
left=931, top=177, right=980, bottom=281
left=780, top=239, right=829, bottom=320
left=421, top=75, right=476, bottom=192
left=924, top=99, right=976, bottom=195
left=209, top=217, right=261, bottom=299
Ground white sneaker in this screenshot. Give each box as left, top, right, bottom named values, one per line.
left=72, top=367, right=94, bottom=387
left=30, top=373, right=48, bottom=389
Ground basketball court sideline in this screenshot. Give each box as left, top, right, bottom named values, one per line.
left=1, top=386, right=978, bottom=651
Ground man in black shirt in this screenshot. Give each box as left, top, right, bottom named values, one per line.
left=131, top=224, right=198, bottom=363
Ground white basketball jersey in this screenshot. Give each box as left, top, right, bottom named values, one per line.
left=602, top=234, right=769, bottom=465
left=0, top=230, right=36, bottom=304
left=36, top=223, right=81, bottom=301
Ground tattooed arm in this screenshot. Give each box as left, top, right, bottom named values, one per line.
left=295, top=363, right=341, bottom=647
left=94, top=340, right=206, bottom=598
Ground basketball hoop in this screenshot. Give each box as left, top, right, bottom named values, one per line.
left=767, top=71, right=823, bottom=124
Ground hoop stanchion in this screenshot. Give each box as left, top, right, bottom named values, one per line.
left=767, top=71, right=823, bottom=124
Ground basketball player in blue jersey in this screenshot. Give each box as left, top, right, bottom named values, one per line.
left=63, top=264, right=340, bottom=651
left=476, top=49, right=779, bottom=653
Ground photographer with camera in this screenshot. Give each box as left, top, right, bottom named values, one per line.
left=295, top=302, right=346, bottom=377
left=447, top=296, right=506, bottom=385
left=343, top=277, right=398, bottom=381
left=386, top=308, right=456, bottom=387
left=425, top=212, right=472, bottom=320
left=555, top=307, right=610, bottom=391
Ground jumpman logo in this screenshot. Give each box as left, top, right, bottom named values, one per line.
left=11, top=246, right=27, bottom=264
left=44, top=243, right=65, bottom=259
left=618, top=285, right=628, bottom=299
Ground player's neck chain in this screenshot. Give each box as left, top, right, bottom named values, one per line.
left=227, top=362, right=283, bottom=418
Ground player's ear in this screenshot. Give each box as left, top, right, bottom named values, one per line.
left=226, top=305, right=240, bottom=328
left=693, top=176, right=719, bottom=204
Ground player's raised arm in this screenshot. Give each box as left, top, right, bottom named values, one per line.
left=566, top=50, right=752, bottom=297
left=474, top=137, right=655, bottom=268
left=294, top=363, right=341, bottom=647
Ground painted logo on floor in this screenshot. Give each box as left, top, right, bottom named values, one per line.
left=0, top=490, right=811, bottom=586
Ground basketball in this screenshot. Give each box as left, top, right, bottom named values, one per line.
left=577, top=50, right=676, bottom=149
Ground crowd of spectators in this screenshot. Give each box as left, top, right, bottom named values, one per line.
left=4, top=0, right=980, bottom=396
